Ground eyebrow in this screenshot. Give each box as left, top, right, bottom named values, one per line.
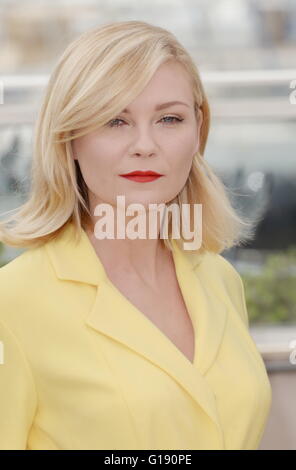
left=122, top=101, right=190, bottom=113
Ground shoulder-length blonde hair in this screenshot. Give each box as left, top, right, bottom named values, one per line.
left=0, top=20, right=255, bottom=254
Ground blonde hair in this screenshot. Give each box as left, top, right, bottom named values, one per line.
left=0, top=20, right=256, bottom=254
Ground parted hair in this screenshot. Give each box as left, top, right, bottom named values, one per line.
left=0, top=20, right=256, bottom=253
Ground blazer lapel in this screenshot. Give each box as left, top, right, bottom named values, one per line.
left=45, top=221, right=228, bottom=433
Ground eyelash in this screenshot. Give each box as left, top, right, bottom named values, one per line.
left=107, top=116, right=184, bottom=128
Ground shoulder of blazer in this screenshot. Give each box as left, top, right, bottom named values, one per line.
left=0, top=245, right=53, bottom=316
left=194, top=251, right=249, bottom=329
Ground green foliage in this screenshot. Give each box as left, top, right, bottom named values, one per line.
left=242, top=247, right=296, bottom=325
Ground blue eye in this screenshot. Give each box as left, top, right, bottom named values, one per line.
left=161, top=116, right=183, bottom=124
left=107, top=116, right=184, bottom=128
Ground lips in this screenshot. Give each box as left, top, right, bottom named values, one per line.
left=119, top=170, right=164, bottom=183
left=119, top=170, right=163, bottom=176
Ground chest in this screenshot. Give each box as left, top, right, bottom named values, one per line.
left=105, top=270, right=196, bottom=364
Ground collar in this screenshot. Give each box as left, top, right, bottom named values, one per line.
left=45, top=220, right=205, bottom=286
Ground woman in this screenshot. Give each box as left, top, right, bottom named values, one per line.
left=0, top=20, right=272, bottom=450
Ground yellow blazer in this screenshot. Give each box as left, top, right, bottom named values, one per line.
left=0, top=221, right=272, bottom=450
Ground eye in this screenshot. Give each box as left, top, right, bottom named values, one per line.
left=160, top=116, right=184, bottom=125
left=107, top=115, right=184, bottom=128
left=107, top=118, right=126, bottom=127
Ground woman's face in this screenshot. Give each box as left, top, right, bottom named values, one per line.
left=72, top=60, right=203, bottom=213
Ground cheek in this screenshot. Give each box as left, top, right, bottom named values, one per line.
left=75, top=137, right=116, bottom=184
left=169, top=137, right=195, bottom=174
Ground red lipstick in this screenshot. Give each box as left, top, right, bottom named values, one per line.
left=119, top=170, right=164, bottom=183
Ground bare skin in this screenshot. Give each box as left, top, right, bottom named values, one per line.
left=106, top=264, right=195, bottom=364
left=87, top=228, right=196, bottom=363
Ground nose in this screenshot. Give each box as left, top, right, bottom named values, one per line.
left=129, top=126, right=158, bottom=158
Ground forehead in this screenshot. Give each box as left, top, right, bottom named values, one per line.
left=123, top=62, right=194, bottom=112
left=122, top=100, right=191, bottom=114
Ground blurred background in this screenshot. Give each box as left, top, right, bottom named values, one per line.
left=0, top=0, right=295, bottom=450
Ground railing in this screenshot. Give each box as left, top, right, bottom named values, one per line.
left=0, top=69, right=296, bottom=123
